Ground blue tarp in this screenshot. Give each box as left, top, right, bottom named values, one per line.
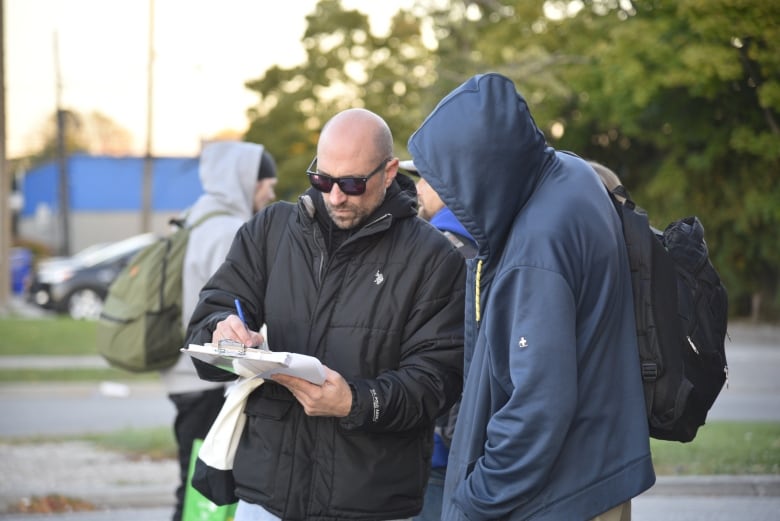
left=21, top=154, right=203, bottom=216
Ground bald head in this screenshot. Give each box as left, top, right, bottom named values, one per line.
left=319, top=108, right=394, bottom=165
left=314, top=108, right=399, bottom=229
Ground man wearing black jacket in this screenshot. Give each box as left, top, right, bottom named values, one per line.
left=186, top=108, right=466, bottom=521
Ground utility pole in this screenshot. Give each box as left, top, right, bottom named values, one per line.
left=0, top=0, right=11, bottom=313
left=54, top=32, right=70, bottom=255
left=141, top=0, right=155, bottom=232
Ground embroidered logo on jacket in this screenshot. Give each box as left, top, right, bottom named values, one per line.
left=374, top=270, right=384, bottom=285
left=369, top=388, right=380, bottom=422
left=518, top=337, right=528, bottom=349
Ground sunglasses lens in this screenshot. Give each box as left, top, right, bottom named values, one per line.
left=309, top=174, right=334, bottom=193
left=338, top=179, right=366, bottom=195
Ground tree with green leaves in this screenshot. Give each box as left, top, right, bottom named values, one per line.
left=423, top=0, right=780, bottom=319
left=243, top=0, right=433, bottom=200
left=240, top=0, right=778, bottom=319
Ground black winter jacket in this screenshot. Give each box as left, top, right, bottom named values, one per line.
left=187, top=179, right=466, bottom=520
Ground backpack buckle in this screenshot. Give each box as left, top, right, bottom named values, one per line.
left=642, top=362, right=658, bottom=382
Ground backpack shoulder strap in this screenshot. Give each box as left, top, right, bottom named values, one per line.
left=612, top=184, right=632, bottom=205
left=607, top=184, right=659, bottom=413
left=190, top=211, right=231, bottom=230
left=169, top=211, right=230, bottom=231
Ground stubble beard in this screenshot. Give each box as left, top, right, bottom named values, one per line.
left=325, top=187, right=386, bottom=230
left=326, top=201, right=367, bottom=230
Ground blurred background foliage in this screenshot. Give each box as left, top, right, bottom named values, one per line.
left=243, top=0, right=780, bottom=321
left=23, top=0, right=780, bottom=320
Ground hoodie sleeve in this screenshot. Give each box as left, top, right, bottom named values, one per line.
left=455, top=266, right=578, bottom=519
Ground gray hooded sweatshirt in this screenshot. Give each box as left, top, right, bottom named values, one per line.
left=161, top=140, right=264, bottom=394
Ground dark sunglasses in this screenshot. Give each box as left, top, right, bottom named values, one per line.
left=306, top=157, right=390, bottom=196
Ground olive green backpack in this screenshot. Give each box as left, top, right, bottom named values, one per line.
left=97, top=212, right=226, bottom=372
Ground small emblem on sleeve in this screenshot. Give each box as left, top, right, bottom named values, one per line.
left=518, top=337, right=528, bottom=349
left=374, top=270, right=384, bottom=285
left=369, top=388, right=380, bottom=422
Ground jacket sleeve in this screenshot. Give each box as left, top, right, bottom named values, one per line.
left=341, top=244, right=466, bottom=433
left=185, top=209, right=277, bottom=382
left=454, top=267, right=578, bottom=519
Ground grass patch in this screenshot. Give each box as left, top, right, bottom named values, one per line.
left=0, top=316, right=163, bottom=382
left=651, top=421, right=780, bottom=475
left=0, top=316, right=98, bottom=356
left=2, top=427, right=177, bottom=460
left=2, top=422, right=778, bottom=476
left=81, top=427, right=177, bottom=460
left=0, top=368, right=158, bottom=382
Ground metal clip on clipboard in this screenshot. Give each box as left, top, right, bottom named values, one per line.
left=217, top=339, right=247, bottom=356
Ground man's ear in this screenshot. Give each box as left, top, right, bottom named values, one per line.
left=384, top=158, right=399, bottom=188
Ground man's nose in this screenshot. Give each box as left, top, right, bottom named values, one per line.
left=328, top=182, right=348, bottom=205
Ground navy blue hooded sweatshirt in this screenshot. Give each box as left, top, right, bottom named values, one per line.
left=408, top=73, right=655, bottom=520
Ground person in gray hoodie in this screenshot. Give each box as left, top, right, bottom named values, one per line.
left=161, top=140, right=277, bottom=521
left=408, top=73, right=655, bottom=521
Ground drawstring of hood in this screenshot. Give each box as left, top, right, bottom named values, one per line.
left=475, top=259, right=483, bottom=323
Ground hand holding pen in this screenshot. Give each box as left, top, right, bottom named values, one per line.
left=235, top=298, right=271, bottom=351
left=210, top=298, right=266, bottom=349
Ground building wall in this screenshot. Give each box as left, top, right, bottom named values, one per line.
left=18, top=154, right=203, bottom=255
left=18, top=211, right=186, bottom=254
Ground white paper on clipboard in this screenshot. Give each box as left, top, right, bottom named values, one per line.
left=182, top=343, right=326, bottom=385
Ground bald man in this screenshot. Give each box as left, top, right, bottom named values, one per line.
left=187, top=108, right=466, bottom=520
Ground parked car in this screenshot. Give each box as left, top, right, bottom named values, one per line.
left=27, top=233, right=158, bottom=320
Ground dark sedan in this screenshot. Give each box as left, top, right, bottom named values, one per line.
left=27, top=233, right=158, bottom=320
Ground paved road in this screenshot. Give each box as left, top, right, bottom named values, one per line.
left=707, top=340, right=780, bottom=422
left=1, top=323, right=777, bottom=438
left=0, top=380, right=174, bottom=438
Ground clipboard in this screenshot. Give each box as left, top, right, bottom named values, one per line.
left=182, top=342, right=326, bottom=385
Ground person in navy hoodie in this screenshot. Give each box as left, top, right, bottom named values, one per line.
left=400, top=159, right=476, bottom=521
left=408, top=73, right=655, bottom=521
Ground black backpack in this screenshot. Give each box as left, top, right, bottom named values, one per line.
left=610, top=185, right=729, bottom=442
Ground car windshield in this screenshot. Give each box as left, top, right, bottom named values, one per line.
left=79, top=233, right=157, bottom=267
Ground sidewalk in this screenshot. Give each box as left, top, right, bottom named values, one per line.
left=0, top=440, right=176, bottom=515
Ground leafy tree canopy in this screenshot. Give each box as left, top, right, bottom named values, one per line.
left=243, top=0, right=433, bottom=200
left=241, top=0, right=779, bottom=318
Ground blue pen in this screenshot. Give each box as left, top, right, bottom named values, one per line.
left=235, top=298, right=269, bottom=351
left=234, top=298, right=247, bottom=327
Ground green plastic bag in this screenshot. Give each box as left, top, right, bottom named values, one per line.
left=182, top=438, right=237, bottom=521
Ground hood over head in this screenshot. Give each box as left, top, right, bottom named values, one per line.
left=408, top=73, right=553, bottom=256
left=193, top=140, right=265, bottom=221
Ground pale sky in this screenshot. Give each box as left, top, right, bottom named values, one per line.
left=5, top=0, right=416, bottom=159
